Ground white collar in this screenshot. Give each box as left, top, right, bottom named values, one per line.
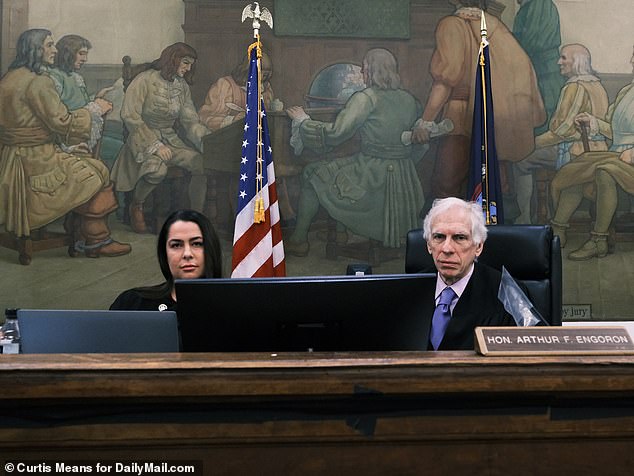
left=435, top=262, right=476, bottom=301
left=455, top=7, right=482, bottom=21
left=566, top=74, right=601, bottom=83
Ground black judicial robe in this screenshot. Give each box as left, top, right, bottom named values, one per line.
left=429, top=262, right=516, bottom=351
left=109, top=288, right=176, bottom=312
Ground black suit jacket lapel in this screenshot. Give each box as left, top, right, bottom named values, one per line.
left=439, top=265, right=483, bottom=350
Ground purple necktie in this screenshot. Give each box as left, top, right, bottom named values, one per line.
left=430, top=287, right=456, bottom=350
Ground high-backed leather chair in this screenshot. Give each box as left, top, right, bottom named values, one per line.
left=405, top=225, right=562, bottom=326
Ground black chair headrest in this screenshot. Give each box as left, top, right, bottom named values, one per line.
left=480, top=225, right=553, bottom=279
left=406, top=225, right=553, bottom=279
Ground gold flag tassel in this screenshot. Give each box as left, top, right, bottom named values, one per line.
left=254, top=196, right=265, bottom=222
left=248, top=35, right=266, bottom=223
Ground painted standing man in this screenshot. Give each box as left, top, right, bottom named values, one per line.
left=0, top=28, right=131, bottom=258
left=513, top=0, right=564, bottom=135
left=511, top=0, right=565, bottom=222
left=412, top=0, right=545, bottom=221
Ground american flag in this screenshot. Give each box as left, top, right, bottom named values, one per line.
left=231, top=42, right=286, bottom=277
left=467, top=11, right=504, bottom=225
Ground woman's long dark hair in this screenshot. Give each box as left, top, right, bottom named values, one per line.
left=136, top=209, right=222, bottom=300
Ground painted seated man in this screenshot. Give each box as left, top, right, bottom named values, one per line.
left=111, top=42, right=210, bottom=234
left=198, top=51, right=296, bottom=226
left=534, top=43, right=609, bottom=168
left=549, top=45, right=634, bottom=260
left=285, top=48, right=424, bottom=256
left=48, top=33, right=124, bottom=167
left=0, top=29, right=130, bottom=258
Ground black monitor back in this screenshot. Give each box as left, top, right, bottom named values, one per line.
left=176, top=273, right=437, bottom=352
left=17, top=309, right=179, bottom=353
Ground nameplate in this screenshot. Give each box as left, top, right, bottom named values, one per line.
left=475, top=326, right=634, bottom=356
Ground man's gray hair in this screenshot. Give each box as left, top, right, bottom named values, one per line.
left=564, top=43, right=596, bottom=76
left=9, top=28, right=52, bottom=73
left=422, top=197, right=488, bottom=245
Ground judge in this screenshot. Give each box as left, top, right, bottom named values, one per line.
left=422, top=197, right=516, bottom=350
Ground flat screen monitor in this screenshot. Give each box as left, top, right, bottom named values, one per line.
left=17, top=309, right=179, bottom=353
left=175, top=273, right=437, bottom=352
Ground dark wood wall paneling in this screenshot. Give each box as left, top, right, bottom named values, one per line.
left=0, top=0, right=28, bottom=75
left=183, top=0, right=455, bottom=109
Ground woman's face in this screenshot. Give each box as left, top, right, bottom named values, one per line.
left=166, top=220, right=205, bottom=281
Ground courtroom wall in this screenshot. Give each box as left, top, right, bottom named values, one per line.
left=0, top=0, right=633, bottom=321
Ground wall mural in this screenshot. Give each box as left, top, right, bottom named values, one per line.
left=0, top=0, right=632, bottom=320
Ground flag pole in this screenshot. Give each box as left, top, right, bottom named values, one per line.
left=242, top=3, right=273, bottom=223
left=479, top=10, right=491, bottom=225
left=232, top=3, right=285, bottom=277
left=467, top=9, right=503, bottom=224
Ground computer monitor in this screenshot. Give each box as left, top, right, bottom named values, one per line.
left=17, top=309, right=179, bottom=353
left=175, top=273, right=437, bottom=352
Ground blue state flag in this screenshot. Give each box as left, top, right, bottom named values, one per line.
left=467, top=12, right=504, bottom=225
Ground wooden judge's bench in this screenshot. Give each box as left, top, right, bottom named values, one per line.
left=2, top=351, right=634, bottom=474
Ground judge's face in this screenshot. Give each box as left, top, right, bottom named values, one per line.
left=42, top=35, right=57, bottom=66
left=166, top=220, right=205, bottom=281
left=427, top=207, right=483, bottom=285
